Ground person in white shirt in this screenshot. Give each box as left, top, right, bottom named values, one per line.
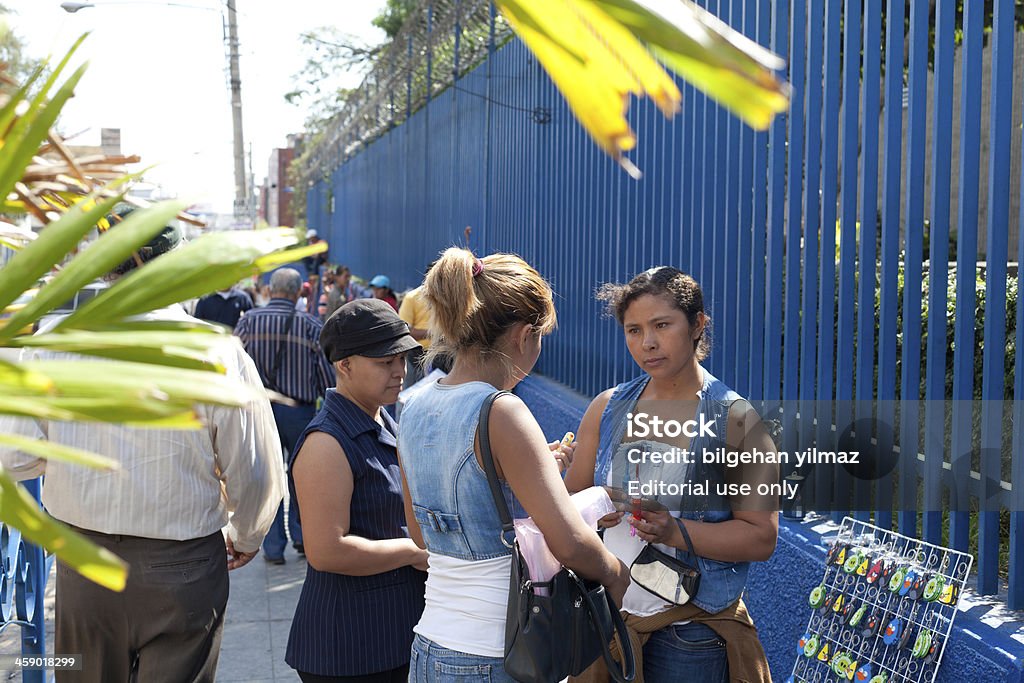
left=0, top=208, right=285, bottom=683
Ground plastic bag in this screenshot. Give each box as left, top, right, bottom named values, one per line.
left=513, top=486, right=616, bottom=596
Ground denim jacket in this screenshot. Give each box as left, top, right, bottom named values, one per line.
left=398, top=380, right=521, bottom=561
left=595, top=368, right=750, bottom=614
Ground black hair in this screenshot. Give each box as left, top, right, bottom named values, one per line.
left=597, top=266, right=712, bottom=360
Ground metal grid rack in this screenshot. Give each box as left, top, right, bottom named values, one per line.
left=789, top=517, right=973, bottom=683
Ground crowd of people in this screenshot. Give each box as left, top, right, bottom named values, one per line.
left=0, top=216, right=780, bottom=683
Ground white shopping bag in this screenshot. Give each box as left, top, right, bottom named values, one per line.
left=513, top=486, right=616, bottom=596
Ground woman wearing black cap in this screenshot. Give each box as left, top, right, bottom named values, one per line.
left=285, top=299, right=427, bottom=683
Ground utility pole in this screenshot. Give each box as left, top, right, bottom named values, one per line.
left=226, top=0, right=249, bottom=226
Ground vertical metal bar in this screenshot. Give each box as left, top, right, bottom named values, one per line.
left=923, top=0, right=955, bottom=545
left=764, top=0, right=788, bottom=401
left=784, top=0, right=805, bottom=404
left=817, top=0, right=841, bottom=523
left=1012, top=16, right=1024, bottom=608
left=799, top=0, right=822, bottom=516
left=853, top=0, right=880, bottom=522
left=899, top=0, right=927, bottom=538
left=482, top=2, right=496, bottom=234
left=425, top=2, right=434, bottom=103
left=723, top=0, right=740, bottom=388
left=449, top=1, right=463, bottom=234
left=406, top=32, right=414, bottom=120
left=748, top=0, right=770, bottom=401
left=691, top=85, right=705, bottom=289
left=875, top=0, right=905, bottom=532
left=702, top=95, right=717, bottom=369
left=978, top=0, right=1013, bottom=598
left=735, top=0, right=755, bottom=399
left=422, top=3, right=434, bottom=264
left=834, top=0, right=861, bottom=521
left=683, top=82, right=696, bottom=273
left=949, top=0, right=984, bottom=557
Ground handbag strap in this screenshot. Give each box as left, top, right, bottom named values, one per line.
left=675, top=517, right=699, bottom=558
left=571, top=571, right=637, bottom=683
left=477, top=390, right=515, bottom=538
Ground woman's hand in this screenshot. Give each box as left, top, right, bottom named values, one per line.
left=607, top=559, right=631, bottom=608
left=410, top=545, right=429, bottom=572
left=598, top=511, right=625, bottom=529
left=630, top=510, right=686, bottom=549
left=548, top=438, right=576, bottom=473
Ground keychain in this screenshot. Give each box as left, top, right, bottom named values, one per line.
left=888, top=565, right=907, bottom=593
left=923, top=573, right=945, bottom=602
left=809, top=584, right=827, bottom=609
left=866, top=558, right=885, bottom=584
left=912, top=629, right=933, bottom=659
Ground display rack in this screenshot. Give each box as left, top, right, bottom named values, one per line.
left=788, top=517, right=972, bottom=683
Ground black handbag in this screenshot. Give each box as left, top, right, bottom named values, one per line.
left=477, top=391, right=636, bottom=683
left=629, top=519, right=701, bottom=606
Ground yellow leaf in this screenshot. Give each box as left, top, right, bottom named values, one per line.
left=496, top=0, right=680, bottom=173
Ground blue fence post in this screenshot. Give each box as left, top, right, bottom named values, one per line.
left=815, top=0, right=841, bottom=513
left=735, top=0, right=756, bottom=400
left=482, top=1, right=496, bottom=236
left=1012, top=18, right=1024, bottom=607
left=978, top=0, right=1014, bottom=599
left=948, top=0, right=984, bottom=557
left=854, top=0, right=881, bottom=523
left=899, top=0, right=928, bottom=539
left=923, top=0, right=955, bottom=546
left=875, top=0, right=905, bottom=533
left=764, top=0, right=787, bottom=404
left=747, top=0, right=770, bottom=404
left=834, top=0, right=861, bottom=522
left=783, top=0, right=805, bottom=445
left=798, top=0, right=822, bottom=519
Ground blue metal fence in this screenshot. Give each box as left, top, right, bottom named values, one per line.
left=306, top=0, right=1024, bottom=606
left=0, top=480, right=51, bottom=683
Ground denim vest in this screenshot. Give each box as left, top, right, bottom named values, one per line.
left=595, top=369, right=750, bottom=614
left=398, top=381, right=521, bottom=561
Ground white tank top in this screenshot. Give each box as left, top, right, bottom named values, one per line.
left=414, top=552, right=510, bottom=657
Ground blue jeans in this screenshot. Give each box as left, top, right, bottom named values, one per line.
left=263, top=402, right=317, bottom=559
left=408, top=635, right=515, bottom=683
left=642, top=622, right=729, bottom=683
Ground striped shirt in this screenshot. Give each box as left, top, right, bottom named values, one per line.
left=234, top=298, right=334, bottom=405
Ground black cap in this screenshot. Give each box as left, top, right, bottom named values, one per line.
left=320, top=298, right=421, bottom=362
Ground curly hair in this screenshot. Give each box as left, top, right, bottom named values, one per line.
left=596, top=266, right=712, bottom=361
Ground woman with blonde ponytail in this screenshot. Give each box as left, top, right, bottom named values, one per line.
left=397, top=248, right=630, bottom=683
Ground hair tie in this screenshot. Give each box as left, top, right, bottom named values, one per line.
left=472, top=258, right=485, bottom=277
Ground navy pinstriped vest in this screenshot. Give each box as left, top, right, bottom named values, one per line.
left=285, top=390, right=426, bottom=676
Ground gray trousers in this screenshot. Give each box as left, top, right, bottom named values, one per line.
left=55, top=528, right=229, bottom=683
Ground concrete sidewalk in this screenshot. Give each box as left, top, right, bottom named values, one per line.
left=0, top=544, right=308, bottom=682
left=219, top=544, right=306, bottom=683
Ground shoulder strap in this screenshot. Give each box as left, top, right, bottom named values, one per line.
left=676, top=517, right=699, bottom=558
left=477, top=390, right=515, bottom=537
left=268, top=306, right=298, bottom=393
